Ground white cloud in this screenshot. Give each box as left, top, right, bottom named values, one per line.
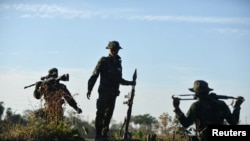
left=1, top=3, right=250, bottom=25
left=214, top=28, right=250, bottom=36
left=130, top=15, right=250, bottom=25
left=2, top=4, right=99, bottom=19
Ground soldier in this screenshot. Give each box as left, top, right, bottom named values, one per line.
left=86, top=41, right=135, bottom=141
left=172, top=80, right=245, bottom=141
left=33, top=68, right=82, bottom=122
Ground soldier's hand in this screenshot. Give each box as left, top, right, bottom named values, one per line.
left=234, top=96, right=245, bottom=107
left=173, top=97, right=180, bottom=109
left=130, top=81, right=136, bottom=86
left=35, top=81, right=42, bottom=89
left=87, top=91, right=91, bottom=100
left=76, top=108, right=82, bottom=114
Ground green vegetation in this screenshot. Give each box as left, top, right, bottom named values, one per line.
left=0, top=102, right=191, bottom=141
left=0, top=120, right=84, bottom=141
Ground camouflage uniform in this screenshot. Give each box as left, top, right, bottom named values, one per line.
left=173, top=80, right=244, bottom=141
left=34, top=68, right=82, bottom=122
left=87, top=41, right=134, bottom=140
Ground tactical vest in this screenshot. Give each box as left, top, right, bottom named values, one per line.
left=99, top=56, right=122, bottom=89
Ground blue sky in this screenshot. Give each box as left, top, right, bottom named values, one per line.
left=0, top=0, right=250, bottom=124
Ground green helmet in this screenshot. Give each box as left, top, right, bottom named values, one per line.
left=48, top=68, right=58, bottom=78
left=106, top=41, right=123, bottom=50
left=189, top=80, right=213, bottom=93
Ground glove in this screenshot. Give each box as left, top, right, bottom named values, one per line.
left=87, top=91, right=91, bottom=100
left=234, top=96, right=245, bottom=107
left=173, top=97, right=180, bottom=109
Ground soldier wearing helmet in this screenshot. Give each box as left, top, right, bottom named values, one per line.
left=172, top=80, right=244, bottom=141
left=33, top=68, right=82, bottom=122
left=48, top=68, right=58, bottom=78
left=86, top=41, right=135, bottom=141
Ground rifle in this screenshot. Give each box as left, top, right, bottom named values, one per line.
left=172, top=93, right=238, bottom=100
left=120, top=69, right=137, bottom=141
left=24, top=74, right=69, bottom=89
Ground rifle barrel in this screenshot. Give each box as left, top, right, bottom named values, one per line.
left=24, top=83, right=35, bottom=89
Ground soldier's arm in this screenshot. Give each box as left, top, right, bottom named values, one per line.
left=62, top=85, right=81, bottom=112
left=174, top=103, right=197, bottom=128
left=120, top=78, right=135, bottom=86
left=174, top=108, right=191, bottom=128
left=33, top=82, right=43, bottom=99
left=88, top=57, right=104, bottom=92
left=224, top=102, right=241, bottom=125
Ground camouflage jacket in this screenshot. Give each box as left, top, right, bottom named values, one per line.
left=174, top=97, right=241, bottom=140
left=34, top=82, right=78, bottom=111
left=87, top=54, right=131, bottom=93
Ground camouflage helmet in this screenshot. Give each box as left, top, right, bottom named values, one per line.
left=106, top=41, right=123, bottom=50
left=48, top=68, right=58, bottom=78
left=189, top=80, right=213, bottom=93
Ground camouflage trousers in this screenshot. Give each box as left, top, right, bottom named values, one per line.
left=95, top=93, right=117, bottom=139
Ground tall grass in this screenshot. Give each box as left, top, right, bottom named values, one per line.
left=0, top=118, right=85, bottom=141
